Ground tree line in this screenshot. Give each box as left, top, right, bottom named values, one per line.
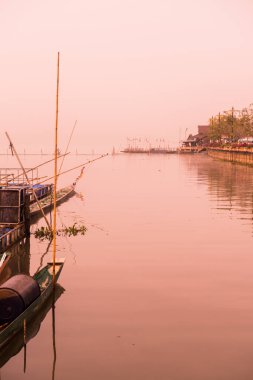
left=208, top=104, right=253, bottom=142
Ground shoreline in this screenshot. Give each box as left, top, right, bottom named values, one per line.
left=207, top=147, right=253, bottom=166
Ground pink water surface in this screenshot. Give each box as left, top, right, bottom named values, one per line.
left=2, top=153, right=253, bottom=380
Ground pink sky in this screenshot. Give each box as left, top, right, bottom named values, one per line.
left=0, top=0, right=253, bottom=153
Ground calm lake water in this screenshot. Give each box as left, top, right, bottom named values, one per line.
left=1, top=152, right=253, bottom=379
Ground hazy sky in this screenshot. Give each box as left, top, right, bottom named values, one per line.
left=0, top=0, right=253, bottom=152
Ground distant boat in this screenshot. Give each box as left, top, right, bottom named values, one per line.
left=0, top=258, right=65, bottom=350
left=177, top=137, right=206, bottom=153
left=149, top=148, right=177, bottom=154
left=121, top=147, right=177, bottom=154
left=177, top=146, right=206, bottom=153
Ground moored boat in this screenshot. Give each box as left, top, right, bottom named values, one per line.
left=30, top=185, right=75, bottom=221
left=0, top=258, right=65, bottom=349
left=0, top=283, right=64, bottom=368
left=27, top=183, right=53, bottom=204
left=121, top=148, right=177, bottom=154
left=177, top=146, right=206, bottom=153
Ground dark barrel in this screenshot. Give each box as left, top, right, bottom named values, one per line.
left=0, top=274, right=41, bottom=324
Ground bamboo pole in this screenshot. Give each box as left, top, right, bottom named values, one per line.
left=39, top=153, right=108, bottom=184
left=0, top=173, right=14, bottom=180
left=58, top=120, right=77, bottom=175
left=53, top=52, right=60, bottom=281
left=5, top=132, right=52, bottom=230
left=0, top=176, right=48, bottom=186
left=7, top=152, right=70, bottom=183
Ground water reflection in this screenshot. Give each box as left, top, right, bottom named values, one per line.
left=180, top=154, right=253, bottom=223
left=35, top=239, right=52, bottom=274
left=52, top=301, right=56, bottom=380
left=0, top=284, right=64, bottom=369
left=2, top=154, right=253, bottom=380
left=0, top=237, right=30, bottom=285
left=0, top=238, right=64, bottom=378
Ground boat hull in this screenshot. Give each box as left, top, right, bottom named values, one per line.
left=30, top=186, right=75, bottom=222
left=0, top=260, right=65, bottom=349
left=0, top=283, right=64, bottom=368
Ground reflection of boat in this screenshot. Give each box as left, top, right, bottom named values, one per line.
left=0, top=237, right=30, bottom=285
left=0, top=259, right=65, bottom=349
left=0, top=283, right=64, bottom=368
left=30, top=185, right=75, bottom=221
left=0, top=224, right=26, bottom=254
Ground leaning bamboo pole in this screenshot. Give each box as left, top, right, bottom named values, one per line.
left=58, top=120, right=77, bottom=175
left=39, top=153, right=108, bottom=184
left=7, top=152, right=70, bottom=184
left=5, top=132, right=52, bottom=231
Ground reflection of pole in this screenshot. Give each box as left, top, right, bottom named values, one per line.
left=35, top=239, right=52, bottom=274
left=52, top=301, right=57, bottom=380
left=23, top=319, right=27, bottom=373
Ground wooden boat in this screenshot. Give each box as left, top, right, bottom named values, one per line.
left=149, top=148, right=177, bottom=154
left=0, top=186, right=30, bottom=253
left=0, top=258, right=65, bottom=350
left=0, top=182, right=53, bottom=204
left=177, top=145, right=206, bottom=153
left=28, top=183, right=53, bottom=204
left=0, top=283, right=64, bottom=368
left=30, top=185, right=75, bottom=221
left=0, top=54, right=66, bottom=356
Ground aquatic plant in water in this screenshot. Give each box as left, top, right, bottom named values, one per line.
left=34, top=223, right=87, bottom=240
